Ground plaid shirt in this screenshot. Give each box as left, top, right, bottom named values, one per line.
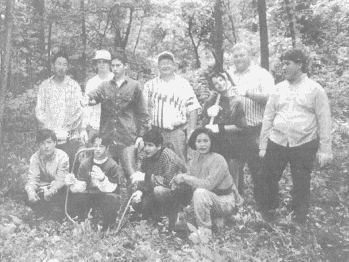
left=138, top=148, right=187, bottom=194
left=87, top=76, right=149, bottom=147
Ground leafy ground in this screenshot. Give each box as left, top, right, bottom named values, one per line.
left=1, top=119, right=349, bottom=262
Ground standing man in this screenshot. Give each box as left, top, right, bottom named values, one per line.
left=81, top=50, right=114, bottom=142
left=226, top=43, right=275, bottom=196
left=82, top=53, right=149, bottom=178
left=36, top=51, right=84, bottom=172
left=143, top=51, right=201, bottom=162
left=259, top=49, right=333, bottom=223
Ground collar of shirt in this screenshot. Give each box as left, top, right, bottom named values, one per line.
left=285, top=73, right=307, bottom=87
left=112, top=75, right=127, bottom=88
left=39, top=148, right=58, bottom=163
left=47, top=75, right=71, bottom=85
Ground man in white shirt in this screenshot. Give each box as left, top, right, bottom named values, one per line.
left=81, top=50, right=114, bottom=142
left=35, top=51, right=84, bottom=173
left=143, top=51, right=201, bottom=162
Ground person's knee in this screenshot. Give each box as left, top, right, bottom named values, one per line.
left=193, top=188, right=211, bottom=206
left=154, top=186, right=174, bottom=203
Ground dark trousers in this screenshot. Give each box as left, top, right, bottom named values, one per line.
left=132, top=184, right=192, bottom=229
left=69, top=192, right=121, bottom=229
left=259, top=139, right=318, bottom=219
left=223, top=126, right=263, bottom=202
left=24, top=187, right=66, bottom=221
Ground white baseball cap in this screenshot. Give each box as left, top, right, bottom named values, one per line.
left=92, top=50, right=111, bottom=61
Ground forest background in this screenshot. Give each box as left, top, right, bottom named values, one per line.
left=1, top=0, right=349, bottom=261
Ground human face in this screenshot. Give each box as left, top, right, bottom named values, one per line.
left=39, top=137, right=56, bottom=158
left=143, top=142, right=161, bottom=158
left=93, top=138, right=107, bottom=160
left=96, top=59, right=110, bottom=75
left=212, top=76, right=228, bottom=93
left=158, top=59, right=175, bottom=78
left=53, top=57, right=68, bottom=79
left=111, top=59, right=126, bottom=79
left=282, top=59, right=302, bottom=82
left=233, top=48, right=251, bottom=72
left=195, top=133, right=211, bottom=155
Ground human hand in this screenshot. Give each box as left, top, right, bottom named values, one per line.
left=259, top=149, right=266, bottom=158
left=132, top=190, right=143, bottom=203
left=80, top=129, right=88, bottom=145
left=43, top=186, right=56, bottom=201
left=134, top=137, right=144, bottom=150
left=205, top=124, right=219, bottom=133
left=232, top=85, right=248, bottom=97
left=65, top=173, right=77, bottom=186
left=91, top=165, right=105, bottom=181
left=28, top=190, right=40, bottom=202
left=80, top=94, right=90, bottom=107
left=317, top=152, right=333, bottom=168
left=131, top=171, right=145, bottom=184
left=173, top=173, right=186, bottom=184
left=207, top=105, right=222, bottom=117
left=74, top=181, right=87, bottom=192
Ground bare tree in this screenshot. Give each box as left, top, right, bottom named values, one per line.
left=0, top=0, right=14, bottom=145
left=258, top=0, right=269, bottom=70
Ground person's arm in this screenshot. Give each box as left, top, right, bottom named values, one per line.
left=259, top=93, right=277, bottom=151
left=50, top=152, right=69, bottom=191
left=134, top=83, right=150, bottom=137
left=25, top=153, right=41, bottom=193
left=182, top=155, right=227, bottom=191
left=99, top=161, right=125, bottom=192
left=315, top=87, right=333, bottom=157
left=185, top=82, right=201, bottom=135
left=35, top=82, right=49, bottom=127
left=86, top=82, right=105, bottom=105
left=245, top=68, right=275, bottom=105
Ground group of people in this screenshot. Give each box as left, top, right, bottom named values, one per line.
left=24, top=43, right=333, bottom=235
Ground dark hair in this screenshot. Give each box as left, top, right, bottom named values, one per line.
left=52, top=51, right=70, bottom=64
left=208, top=71, right=227, bottom=91
left=90, top=133, right=111, bottom=147
left=188, top=127, right=215, bottom=151
left=36, top=128, right=57, bottom=144
left=281, top=49, right=307, bottom=73
left=112, top=52, right=128, bottom=65
left=143, top=129, right=164, bottom=147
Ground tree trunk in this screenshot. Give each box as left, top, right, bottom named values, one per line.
left=47, top=21, right=53, bottom=73
left=31, top=0, right=45, bottom=54
left=0, top=0, right=14, bottom=145
left=258, top=0, right=269, bottom=70
left=213, top=0, right=224, bottom=72
left=133, top=16, right=144, bottom=55
left=284, top=0, right=296, bottom=48
left=81, top=0, right=87, bottom=87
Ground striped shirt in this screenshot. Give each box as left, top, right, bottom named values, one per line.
left=143, top=74, right=201, bottom=130
left=227, top=65, right=274, bottom=126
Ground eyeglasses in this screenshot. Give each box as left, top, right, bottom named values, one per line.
left=96, top=60, right=109, bottom=64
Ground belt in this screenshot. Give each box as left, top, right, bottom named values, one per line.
left=212, top=186, right=233, bottom=196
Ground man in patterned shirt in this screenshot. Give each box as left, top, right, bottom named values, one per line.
left=131, top=129, right=192, bottom=230
left=24, top=129, right=69, bottom=220
left=36, top=51, right=84, bottom=173
left=143, top=51, right=201, bottom=162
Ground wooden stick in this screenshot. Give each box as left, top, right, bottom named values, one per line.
left=209, top=93, right=221, bottom=125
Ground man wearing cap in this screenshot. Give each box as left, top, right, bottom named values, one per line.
left=143, top=51, right=201, bottom=162
left=36, top=51, right=84, bottom=173
left=223, top=43, right=275, bottom=197
left=81, top=52, right=149, bottom=178
left=259, top=49, right=333, bottom=223
left=81, top=50, right=114, bottom=143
